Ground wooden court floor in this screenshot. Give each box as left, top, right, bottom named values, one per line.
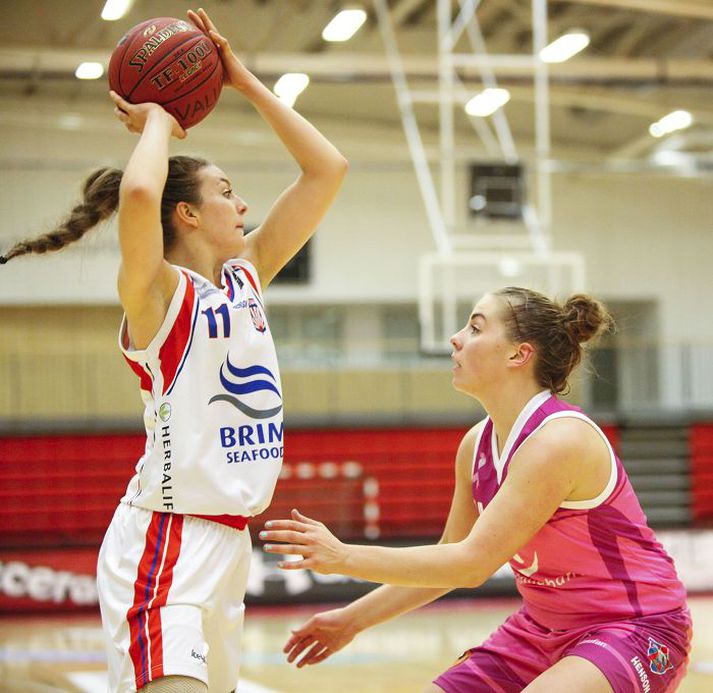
left=1, top=595, right=712, bottom=692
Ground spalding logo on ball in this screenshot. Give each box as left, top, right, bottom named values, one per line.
left=109, top=17, right=223, bottom=129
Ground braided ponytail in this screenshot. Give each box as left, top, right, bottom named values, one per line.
left=0, top=167, right=122, bottom=264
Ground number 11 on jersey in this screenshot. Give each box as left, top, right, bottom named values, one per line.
left=202, top=305, right=231, bottom=338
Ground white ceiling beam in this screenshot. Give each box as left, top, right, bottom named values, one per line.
left=566, top=0, right=713, bottom=21
left=2, top=48, right=712, bottom=82
left=411, top=85, right=713, bottom=124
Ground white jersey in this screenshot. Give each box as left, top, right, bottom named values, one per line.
left=119, top=258, right=283, bottom=517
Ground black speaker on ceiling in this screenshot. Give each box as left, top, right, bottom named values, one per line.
left=469, top=163, right=525, bottom=220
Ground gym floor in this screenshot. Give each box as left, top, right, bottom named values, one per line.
left=2, top=594, right=712, bottom=692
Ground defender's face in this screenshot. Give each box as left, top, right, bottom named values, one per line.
left=449, top=293, right=515, bottom=396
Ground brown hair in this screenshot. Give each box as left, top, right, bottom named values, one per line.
left=0, top=155, right=209, bottom=264
left=494, top=286, right=613, bottom=394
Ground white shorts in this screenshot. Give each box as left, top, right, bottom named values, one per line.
left=97, top=503, right=251, bottom=692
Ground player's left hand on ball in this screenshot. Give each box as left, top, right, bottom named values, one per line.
left=187, top=8, right=252, bottom=90
left=261, top=509, right=348, bottom=574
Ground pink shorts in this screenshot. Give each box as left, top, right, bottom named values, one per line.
left=434, top=605, right=692, bottom=692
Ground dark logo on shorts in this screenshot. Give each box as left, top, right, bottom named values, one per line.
left=191, top=648, right=207, bottom=664
left=647, top=637, right=674, bottom=675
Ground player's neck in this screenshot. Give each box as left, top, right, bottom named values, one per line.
left=482, top=382, right=548, bottom=456
left=166, top=245, right=224, bottom=287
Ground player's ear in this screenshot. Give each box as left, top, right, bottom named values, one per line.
left=508, top=342, right=534, bottom=368
left=175, top=201, right=199, bottom=229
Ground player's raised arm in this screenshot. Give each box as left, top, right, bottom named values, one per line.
left=109, top=93, right=187, bottom=349
left=188, top=8, right=348, bottom=288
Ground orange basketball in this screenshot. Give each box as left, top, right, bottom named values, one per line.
left=108, top=17, right=223, bottom=129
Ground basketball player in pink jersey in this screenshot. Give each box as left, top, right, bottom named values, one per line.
left=0, top=8, right=346, bottom=693
left=261, top=287, right=691, bottom=692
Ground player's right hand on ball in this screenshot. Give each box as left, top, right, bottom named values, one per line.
left=284, top=607, right=357, bottom=668
left=109, top=91, right=186, bottom=139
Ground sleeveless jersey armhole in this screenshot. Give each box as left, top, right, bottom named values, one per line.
left=529, top=411, right=618, bottom=510
left=227, top=258, right=263, bottom=299
left=119, top=268, right=187, bottom=362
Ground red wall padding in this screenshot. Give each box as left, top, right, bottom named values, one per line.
left=690, top=424, right=713, bottom=522
left=0, top=424, right=621, bottom=548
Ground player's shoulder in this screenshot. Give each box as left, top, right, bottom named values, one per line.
left=516, top=414, right=606, bottom=476
left=532, top=413, right=602, bottom=451
left=226, top=257, right=262, bottom=291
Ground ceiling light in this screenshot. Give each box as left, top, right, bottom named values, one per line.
left=274, top=73, right=310, bottom=108
left=101, top=0, right=134, bottom=21
left=75, top=62, right=104, bottom=80
left=539, top=31, right=590, bottom=63
left=498, top=257, right=522, bottom=278
left=322, top=9, right=367, bottom=42
left=465, top=88, right=511, bottom=117
left=58, top=114, right=84, bottom=130
left=649, top=110, right=693, bottom=138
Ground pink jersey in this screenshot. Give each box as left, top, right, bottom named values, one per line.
left=472, top=391, right=687, bottom=630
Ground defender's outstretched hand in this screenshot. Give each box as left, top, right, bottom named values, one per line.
left=188, top=8, right=254, bottom=91
left=261, top=509, right=348, bottom=574
left=283, top=607, right=358, bottom=668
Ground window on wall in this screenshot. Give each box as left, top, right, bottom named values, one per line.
left=587, top=300, right=659, bottom=412
left=245, top=226, right=311, bottom=284
left=273, top=240, right=311, bottom=284
left=382, top=305, right=420, bottom=358
left=267, top=306, right=341, bottom=364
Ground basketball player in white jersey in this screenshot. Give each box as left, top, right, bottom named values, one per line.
left=0, top=8, right=347, bottom=692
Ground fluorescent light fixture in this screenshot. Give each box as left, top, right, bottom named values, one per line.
left=498, top=257, right=522, bottom=278
left=649, top=110, right=693, bottom=138
left=101, top=0, right=134, bottom=21
left=58, top=114, right=84, bottom=130
left=322, top=9, right=367, bottom=42
left=274, top=73, right=310, bottom=108
left=539, top=31, right=590, bottom=63
left=75, top=62, right=104, bottom=80
left=465, top=88, right=511, bottom=117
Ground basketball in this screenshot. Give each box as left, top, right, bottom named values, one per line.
left=108, top=17, right=223, bottom=129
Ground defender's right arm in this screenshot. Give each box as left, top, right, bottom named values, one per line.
left=283, top=421, right=483, bottom=667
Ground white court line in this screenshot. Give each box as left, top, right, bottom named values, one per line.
left=66, top=672, right=109, bottom=692
left=66, top=671, right=280, bottom=693
left=238, top=680, right=281, bottom=693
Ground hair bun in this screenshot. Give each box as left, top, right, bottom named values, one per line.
left=562, top=294, right=612, bottom=344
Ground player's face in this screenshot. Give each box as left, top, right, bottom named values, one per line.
left=449, top=293, right=517, bottom=396
left=195, top=165, right=248, bottom=257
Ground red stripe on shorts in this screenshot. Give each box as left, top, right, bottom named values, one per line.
left=146, top=513, right=184, bottom=680
left=126, top=512, right=182, bottom=688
